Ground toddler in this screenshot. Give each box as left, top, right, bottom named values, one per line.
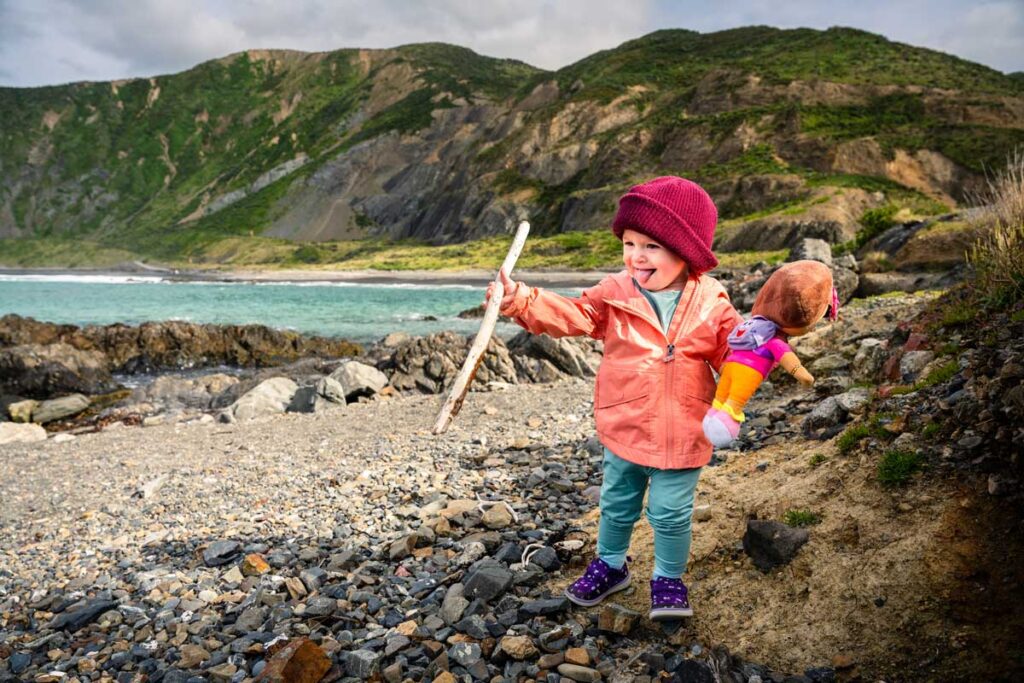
left=487, top=176, right=742, bottom=620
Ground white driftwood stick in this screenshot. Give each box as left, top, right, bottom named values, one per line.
left=432, top=220, right=531, bottom=434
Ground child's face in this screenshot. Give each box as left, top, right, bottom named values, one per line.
left=621, top=229, right=689, bottom=291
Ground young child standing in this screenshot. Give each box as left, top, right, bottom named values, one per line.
left=487, top=176, right=742, bottom=620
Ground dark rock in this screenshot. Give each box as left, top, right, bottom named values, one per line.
left=527, top=546, right=561, bottom=571
left=518, top=598, right=570, bottom=619
left=463, top=560, right=513, bottom=602
left=8, top=653, right=31, bottom=674
left=46, top=598, right=117, bottom=632
left=303, top=596, right=336, bottom=617
left=344, top=650, right=382, bottom=679
left=454, top=614, right=489, bottom=640
left=743, top=520, right=810, bottom=572
left=804, top=667, right=837, bottom=683
left=0, top=343, right=117, bottom=398
left=670, top=659, right=715, bottom=683
left=448, top=642, right=482, bottom=668
left=203, top=541, right=242, bottom=567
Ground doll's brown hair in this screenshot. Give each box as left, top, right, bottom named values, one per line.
left=751, top=260, right=834, bottom=329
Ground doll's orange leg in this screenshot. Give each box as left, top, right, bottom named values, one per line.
left=713, top=363, right=735, bottom=409
left=718, top=363, right=765, bottom=422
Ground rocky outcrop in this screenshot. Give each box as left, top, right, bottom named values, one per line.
left=0, top=314, right=361, bottom=378
left=132, top=373, right=240, bottom=410
left=382, top=331, right=518, bottom=394
left=0, top=343, right=117, bottom=398
left=714, top=189, right=882, bottom=251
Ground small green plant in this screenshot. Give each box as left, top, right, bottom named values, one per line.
left=809, top=453, right=827, bottom=467
left=836, top=417, right=891, bottom=454
left=783, top=509, right=822, bottom=527
left=921, top=422, right=942, bottom=440
left=877, top=449, right=924, bottom=487
left=917, top=360, right=960, bottom=389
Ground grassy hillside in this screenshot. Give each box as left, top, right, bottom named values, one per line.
left=2, top=26, right=1022, bottom=267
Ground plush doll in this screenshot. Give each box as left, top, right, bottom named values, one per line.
left=703, top=260, right=839, bottom=447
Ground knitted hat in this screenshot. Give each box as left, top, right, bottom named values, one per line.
left=752, top=260, right=836, bottom=330
left=611, top=176, right=719, bottom=274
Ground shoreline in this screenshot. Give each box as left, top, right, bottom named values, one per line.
left=0, top=264, right=617, bottom=288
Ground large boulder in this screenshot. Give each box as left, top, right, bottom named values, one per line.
left=329, top=361, right=389, bottom=400
left=383, top=331, right=517, bottom=394
left=32, top=394, right=90, bottom=424
left=227, top=377, right=299, bottom=421
left=786, top=238, right=833, bottom=265
left=0, top=422, right=47, bottom=445
left=743, top=520, right=809, bottom=572
left=506, top=332, right=598, bottom=379
left=134, top=373, right=240, bottom=410
left=287, top=377, right=347, bottom=413
left=0, top=343, right=117, bottom=398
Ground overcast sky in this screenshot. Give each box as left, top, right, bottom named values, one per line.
left=1, top=0, right=1021, bottom=88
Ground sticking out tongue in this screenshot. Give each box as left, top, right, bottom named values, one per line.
left=635, top=269, right=655, bottom=286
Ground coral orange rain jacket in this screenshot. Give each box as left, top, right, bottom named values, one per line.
left=503, top=271, right=742, bottom=469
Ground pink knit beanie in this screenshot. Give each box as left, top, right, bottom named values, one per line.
left=611, top=176, right=719, bottom=274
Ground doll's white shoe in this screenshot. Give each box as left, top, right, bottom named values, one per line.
left=703, top=409, right=739, bottom=447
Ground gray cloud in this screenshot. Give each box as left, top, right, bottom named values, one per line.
left=0, top=0, right=1021, bottom=88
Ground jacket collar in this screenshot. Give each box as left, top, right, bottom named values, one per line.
left=602, top=271, right=702, bottom=341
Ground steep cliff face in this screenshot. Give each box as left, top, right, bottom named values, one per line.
left=1, top=28, right=1022, bottom=258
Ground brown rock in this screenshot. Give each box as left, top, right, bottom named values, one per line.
left=241, top=553, right=271, bottom=576
left=178, top=644, right=211, bottom=669
left=564, top=647, right=590, bottom=666
left=284, top=577, right=307, bottom=601
left=832, top=654, right=856, bottom=669
left=499, top=634, right=538, bottom=660
left=482, top=504, right=513, bottom=530
left=557, top=663, right=602, bottom=682
left=255, top=637, right=332, bottom=683
left=432, top=673, right=457, bottom=683
left=208, top=662, right=237, bottom=682
left=538, top=653, right=565, bottom=669
left=395, top=620, right=418, bottom=637
left=598, top=603, right=640, bottom=636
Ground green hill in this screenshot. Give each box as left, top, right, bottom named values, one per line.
left=1, top=27, right=1022, bottom=266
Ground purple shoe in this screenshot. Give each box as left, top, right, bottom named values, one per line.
left=649, top=576, right=693, bottom=620
left=564, top=558, right=630, bottom=607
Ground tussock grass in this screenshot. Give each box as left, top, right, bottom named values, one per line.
left=965, top=149, right=1024, bottom=310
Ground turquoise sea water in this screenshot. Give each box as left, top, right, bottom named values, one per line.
left=0, top=274, right=573, bottom=343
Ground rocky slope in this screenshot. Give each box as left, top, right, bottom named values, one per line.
left=2, top=28, right=1023, bottom=261
left=1, top=287, right=1021, bottom=682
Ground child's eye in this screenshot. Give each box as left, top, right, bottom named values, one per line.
left=646, top=243, right=661, bottom=250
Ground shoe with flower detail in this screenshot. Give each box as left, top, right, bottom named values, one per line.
left=649, top=576, right=693, bottom=620
left=564, top=557, right=630, bottom=607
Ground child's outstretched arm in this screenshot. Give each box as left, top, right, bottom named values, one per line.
left=485, top=267, right=608, bottom=339
left=779, top=351, right=814, bottom=386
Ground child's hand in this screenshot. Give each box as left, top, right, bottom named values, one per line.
left=797, top=371, right=815, bottom=388
left=485, top=268, right=521, bottom=312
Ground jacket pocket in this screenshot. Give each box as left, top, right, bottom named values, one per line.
left=595, top=367, right=653, bottom=448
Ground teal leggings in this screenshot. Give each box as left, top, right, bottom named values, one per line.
left=597, top=448, right=702, bottom=579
